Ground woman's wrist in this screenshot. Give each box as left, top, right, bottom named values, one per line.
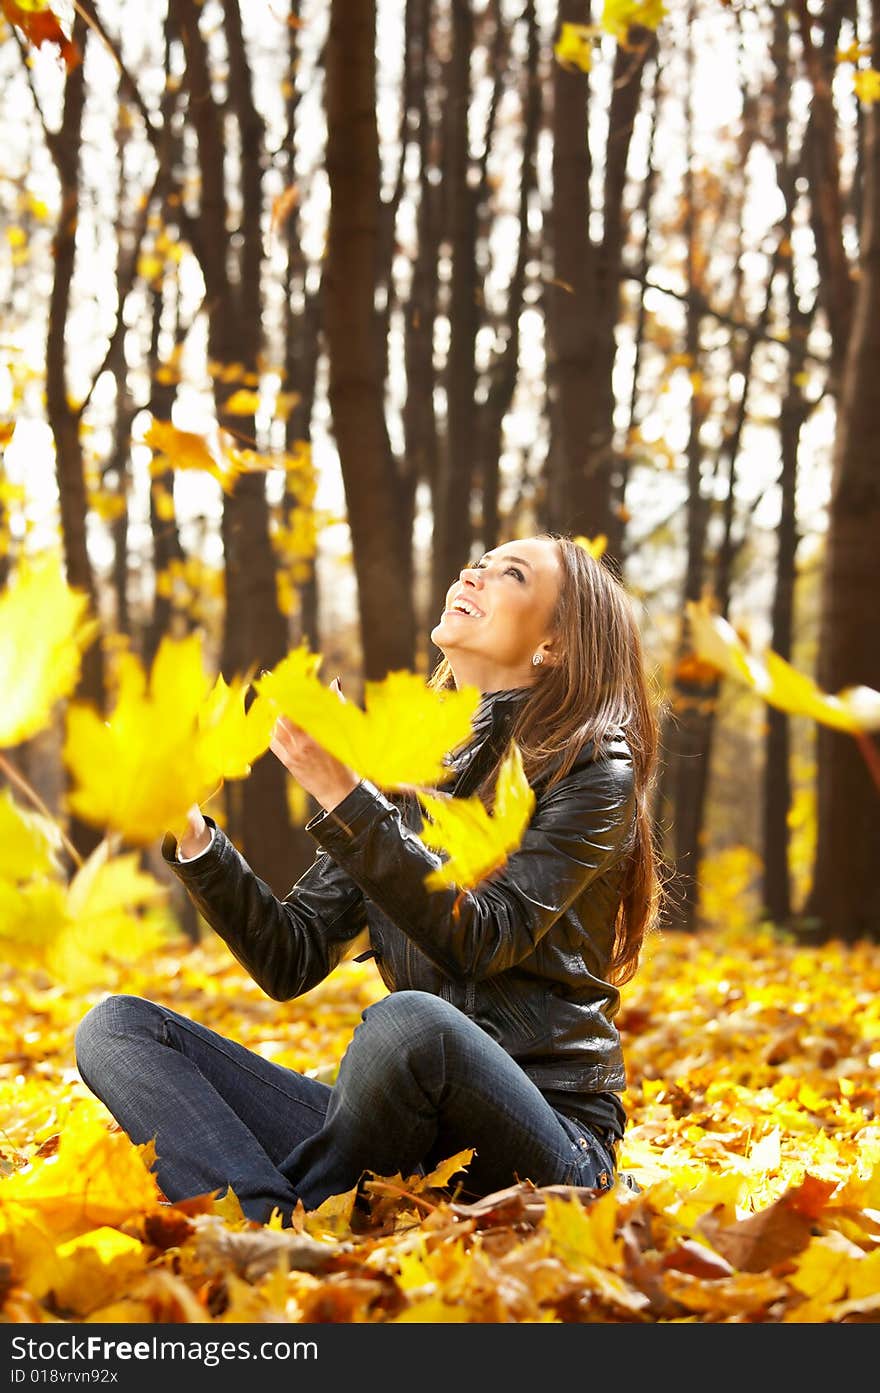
left=176, top=802, right=212, bottom=859
left=315, top=774, right=361, bottom=814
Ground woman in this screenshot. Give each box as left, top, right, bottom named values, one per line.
left=75, top=534, right=663, bottom=1224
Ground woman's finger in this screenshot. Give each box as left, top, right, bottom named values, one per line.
left=271, top=718, right=299, bottom=741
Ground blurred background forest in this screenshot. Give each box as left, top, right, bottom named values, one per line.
left=1, top=0, right=879, bottom=948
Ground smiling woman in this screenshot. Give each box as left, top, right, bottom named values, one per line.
left=74, top=532, right=663, bottom=1222
left=431, top=537, right=563, bottom=695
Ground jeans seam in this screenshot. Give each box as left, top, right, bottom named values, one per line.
left=164, top=1013, right=328, bottom=1119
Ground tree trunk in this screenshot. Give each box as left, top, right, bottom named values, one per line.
left=405, top=0, right=441, bottom=663
left=324, top=0, right=415, bottom=680
left=655, top=8, right=708, bottom=931
left=762, top=384, right=802, bottom=927
left=805, top=1, right=880, bottom=941
left=546, top=0, right=597, bottom=536
left=430, top=0, right=477, bottom=629
left=478, top=0, right=539, bottom=557
left=44, top=13, right=104, bottom=861
left=177, top=0, right=297, bottom=891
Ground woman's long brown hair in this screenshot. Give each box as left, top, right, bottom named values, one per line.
left=428, top=534, right=666, bottom=986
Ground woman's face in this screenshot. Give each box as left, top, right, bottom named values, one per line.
left=431, top=537, right=563, bottom=692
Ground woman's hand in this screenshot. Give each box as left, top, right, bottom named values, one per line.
left=269, top=677, right=359, bottom=812
left=178, top=802, right=212, bottom=859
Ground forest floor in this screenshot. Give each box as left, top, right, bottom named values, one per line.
left=1, top=920, right=879, bottom=1324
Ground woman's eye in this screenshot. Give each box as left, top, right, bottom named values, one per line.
left=506, top=566, right=525, bottom=582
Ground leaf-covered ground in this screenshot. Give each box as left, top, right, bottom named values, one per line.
left=1, top=921, right=879, bottom=1324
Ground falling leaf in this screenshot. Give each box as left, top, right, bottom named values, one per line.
left=0, top=835, right=171, bottom=986
left=553, top=22, right=597, bottom=73
left=0, top=553, right=98, bottom=748
left=142, top=418, right=227, bottom=485
left=1, top=0, right=81, bottom=68
left=573, top=534, right=607, bottom=559
left=417, top=742, right=536, bottom=890
left=255, top=653, right=482, bottom=789
left=197, top=671, right=277, bottom=782
left=686, top=599, right=880, bottom=733
left=853, top=68, right=880, bottom=104
left=836, top=42, right=871, bottom=64
left=0, top=788, right=64, bottom=883
left=222, top=389, right=263, bottom=416
left=63, top=634, right=264, bottom=845
left=600, top=0, right=668, bottom=43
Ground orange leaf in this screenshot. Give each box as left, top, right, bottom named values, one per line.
left=1, top=0, right=80, bottom=68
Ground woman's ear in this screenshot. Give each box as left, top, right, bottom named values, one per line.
left=537, top=638, right=561, bottom=667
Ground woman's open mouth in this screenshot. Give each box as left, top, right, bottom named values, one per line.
left=446, top=597, right=486, bottom=619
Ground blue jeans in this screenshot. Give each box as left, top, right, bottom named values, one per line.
left=74, top=989, right=616, bottom=1224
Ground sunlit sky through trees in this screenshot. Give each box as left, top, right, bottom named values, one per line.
left=0, top=0, right=859, bottom=653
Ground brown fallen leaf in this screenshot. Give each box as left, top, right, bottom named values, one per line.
left=698, top=1175, right=837, bottom=1273
left=193, top=1217, right=353, bottom=1283
left=661, top=1237, right=735, bottom=1280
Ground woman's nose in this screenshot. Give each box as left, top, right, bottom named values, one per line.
left=459, top=566, right=482, bottom=586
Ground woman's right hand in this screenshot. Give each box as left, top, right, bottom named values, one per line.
left=177, top=802, right=212, bottom=859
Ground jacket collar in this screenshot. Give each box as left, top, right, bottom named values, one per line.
left=441, top=685, right=530, bottom=792
left=478, top=685, right=530, bottom=733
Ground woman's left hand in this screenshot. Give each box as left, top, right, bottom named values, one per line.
left=268, top=678, right=360, bottom=813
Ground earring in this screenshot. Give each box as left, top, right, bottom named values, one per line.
left=531, top=653, right=544, bottom=666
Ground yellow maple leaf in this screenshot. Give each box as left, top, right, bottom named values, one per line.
left=0, top=552, right=98, bottom=747
left=554, top=21, right=597, bottom=72
left=543, top=1190, right=623, bottom=1270
left=255, top=652, right=482, bottom=789
left=0, top=788, right=64, bottom=882
left=57, top=838, right=172, bottom=986
left=573, top=533, right=607, bottom=559
left=417, top=741, right=535, bottom=891
left=63, top=633, right=260, bottom=845
left=142, top=417, right=223, bottom=478
left=143, top=418, right=264, bottom=495
left=685, top=600, right=880, bottom=734
left=303, top=1183, right=359, bottom=1238
left=854, top=68, right=880, bottom=104
left=222, top=388, right=263, bottom=415
left=0, top=1115, right=161, bottom=1249
left=420, top=1147, right=474, bottom=1190
left=0, top=837, right=172, bottom=985
left=542, top=1191, right=649, bottom=1313
left=197, top=671, right=277, bottom=782
left=39, top=1227, right=146, bottom=1316
left=0, top=878, right=68, bottom=966
left=224, top=443, right=289, bottom=482
left=786, top=1232, right=864, bottom=1321
left=601, top=0, right=668, bottom=45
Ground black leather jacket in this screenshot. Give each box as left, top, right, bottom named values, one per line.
left=161, top=687, right=636, bottom=1099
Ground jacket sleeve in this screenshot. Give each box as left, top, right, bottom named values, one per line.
left=306, top=754, right=635, bottom=981
left=160, top=818, right=368, bottom=1000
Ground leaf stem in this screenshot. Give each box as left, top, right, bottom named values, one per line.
left=0, top=752, right=84, bottom=868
